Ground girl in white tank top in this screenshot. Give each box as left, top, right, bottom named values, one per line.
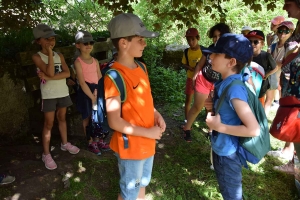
left=32, top=24, right=80, bottom=170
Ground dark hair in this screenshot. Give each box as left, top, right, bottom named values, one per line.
left=224, top=54, right=250, bottom=73
left=111, top=35, right=136, bottom=51
left=208, top=23, right=231, bottom=38
left=285, top=0, right=300, bottom=8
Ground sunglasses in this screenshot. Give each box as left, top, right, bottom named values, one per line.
left=249, top=40, right=260, bottom=45
left=277, top=29, right=291, bottom=34
left=83, top=41, right=95, bottom=46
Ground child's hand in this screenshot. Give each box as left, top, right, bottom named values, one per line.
left=46, top=44, right=53, bottom=55
left=154, top=112, right=166, bottom=132
left=91, top=96, right=97, bottom=105
left=206, top=112, right=221, bottom=131
left=148, top=126, right=164, bottom=140
left=38, top=71, right=48, bottom=80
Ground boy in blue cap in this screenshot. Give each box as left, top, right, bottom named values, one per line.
left=204, top=33, right=260, bottom=200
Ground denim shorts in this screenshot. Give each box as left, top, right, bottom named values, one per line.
left=115, top=154, right=154, bottom=200
left=213, top=151, right=243, bottom=200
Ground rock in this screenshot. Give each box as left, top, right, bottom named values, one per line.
left=161, top=44, right=189, bottom=70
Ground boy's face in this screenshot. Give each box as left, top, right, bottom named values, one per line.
left=38, top=37, right=56, bottom=50
left=247, top=36, right=264, bottom=55
left=186, top=36, right=199, bottom=49
left=210, top=53, right=231, bottom=73
left=126, top=36, right=147, bottom=58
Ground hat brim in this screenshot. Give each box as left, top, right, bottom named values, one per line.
left=41, top=33, right=58, bottom=39
left=201, top=45, right=222, bottom=55
left=137, top=30, right=159, bottom=38
left=277, top=24, right=295, bottom=30
left=245, top=35, right=264, bottom=40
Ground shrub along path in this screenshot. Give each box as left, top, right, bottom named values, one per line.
left=0, top=105, right=298, bottom=200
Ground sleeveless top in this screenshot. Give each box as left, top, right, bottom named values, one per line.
left=37, top=51, right=69, bottom=99
left=76, top=57, right=98, bottom=84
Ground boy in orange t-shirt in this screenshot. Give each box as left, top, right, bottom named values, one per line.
left=106, top=13, right=166, bottom=200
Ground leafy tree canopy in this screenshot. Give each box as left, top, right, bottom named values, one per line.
left=0, top=0, right=280, bottom=32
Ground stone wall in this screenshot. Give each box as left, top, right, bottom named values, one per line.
left=161, top=44, right=189, bottom=70
left=0, top=40, right=113, bottom=138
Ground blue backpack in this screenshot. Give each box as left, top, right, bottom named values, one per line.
left=241, top=62, right=265, bottom=96
left=215, top=79, right=271, bottom=166
left=96, top=60, right=146, bottom=148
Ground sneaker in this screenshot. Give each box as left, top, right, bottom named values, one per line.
left=273, top=160, right=295, bottom=175
left=267, top=150, right=291, bottom=160
left=0, top=174, right=15, bottom=185
left=183, top=130, right=192, bottom=142
left=42, top=154, right=57, bottom=170
left=97, top=139, right=111, bottom=152
left=61, top=142, right=80, bottom=154
left=88, top=142, right=101, bottom=156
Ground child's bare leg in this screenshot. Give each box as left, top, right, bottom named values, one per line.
left=185, top=92, right=208, bottom=130
left=264, top=89, right=275, bottom=115
left=42, top=111, right=55, bottom=155
left=56, top=107, right=68, bottom=145
left=282, top=142, right=294, bottom=159
left=83, top=117, right=93, bottom=142
left=184, top=94, right=193, bottom=120
left=117, top=194, right=123, bottom=200
left=137, top=187, right=145, bottom=200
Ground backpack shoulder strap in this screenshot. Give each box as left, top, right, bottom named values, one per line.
left=135, top=60, right=147, bottom=73
left=184, top=48, right=189, bottom=66
left=106, top=69, right=126, bottom=103
left=215, top=80, right=244, bottom=114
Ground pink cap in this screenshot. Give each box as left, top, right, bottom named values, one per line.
left=278, top=21, right=295, bottom=30
left=185, top=28, right=199, bottom=37
left=271, top=16, right=285, bottom=25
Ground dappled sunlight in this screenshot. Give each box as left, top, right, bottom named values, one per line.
left=191, top=179, right=205, bottom=186
left=74, top=177, right=81, bottom=182
left=77, top=161, right=86, bottom=173
left=11, top=193, right=21, bottom=200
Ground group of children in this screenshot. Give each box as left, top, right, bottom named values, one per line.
left=30, top=4, right=299, bottom=199
left=32, top=13, right=166, bottom=200
left=181, top=17, right=297, bottom=200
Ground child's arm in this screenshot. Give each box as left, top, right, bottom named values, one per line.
left=95, top=59, right=102, bottom=81
left=154, top=108, right=166, bottom=132
left=32, top=47, right=54, bottom=77
left=106, top=96, right=163, bottom=140
left=192, top=55, right=206, bottom=85
left=74, top=59, right=96, bottom=104
left=264, top=54, right=278, bottom=79
left=206, top=98, right=260, bottom=137
left=38, top=53, right=70, bottom=80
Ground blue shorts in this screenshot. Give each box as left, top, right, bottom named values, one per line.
left=213, top=151, right=243, bottom=200
left=115, top=154, right=154, bottom=200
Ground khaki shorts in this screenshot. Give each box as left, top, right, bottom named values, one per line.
left=41, top=96, right=72, bottom=112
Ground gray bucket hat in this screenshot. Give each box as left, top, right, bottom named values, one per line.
left=75, top=30, right=95, bottom=43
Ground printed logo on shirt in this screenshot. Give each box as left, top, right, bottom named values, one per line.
left=133, top=83, right=139, bottom=89
left=54, top=64, right=62, bottom=74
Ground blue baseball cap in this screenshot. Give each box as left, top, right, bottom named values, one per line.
left=202, top=33, right=253, bottom=63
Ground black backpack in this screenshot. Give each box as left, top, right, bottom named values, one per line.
left=95, top=60, right=146, bottom=148
left=184, top=48, right=220, bottom=83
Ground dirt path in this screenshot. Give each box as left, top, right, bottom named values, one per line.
left=0, top=110, right=180, bottom=200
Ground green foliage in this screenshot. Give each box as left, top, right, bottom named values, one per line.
left=148, top=65, right=186, bottom=105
